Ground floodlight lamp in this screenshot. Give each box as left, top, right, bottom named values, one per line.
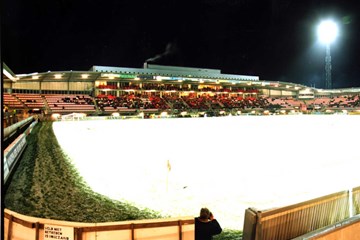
left=317, top=20, right=338, bottom=44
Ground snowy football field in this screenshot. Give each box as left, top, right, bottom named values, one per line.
left=53, top=115, right=360, bottom=229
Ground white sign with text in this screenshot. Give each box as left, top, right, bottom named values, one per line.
left=44, top=224, right=74, bottom=240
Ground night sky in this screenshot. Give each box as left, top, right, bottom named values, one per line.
left=2, top=0, right=360, bottom=88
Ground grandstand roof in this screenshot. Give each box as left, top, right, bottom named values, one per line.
left=91, top=63, right=259, bottom=81
left=2, top=63, right=19, bottom=81
left=0, top=62, right=292, bottom=89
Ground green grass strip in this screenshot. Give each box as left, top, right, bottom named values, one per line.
left=4, top=121, right=161, bottom=222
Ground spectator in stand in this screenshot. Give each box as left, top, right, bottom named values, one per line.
left=195, top=208, right=222, bottom=240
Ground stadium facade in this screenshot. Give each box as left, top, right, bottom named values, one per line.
left=3, top=63, right=360, bottom=117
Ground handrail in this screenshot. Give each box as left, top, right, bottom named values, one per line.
left=3, top=116, right=34, bottom=140
left=292, top=214, right=360, bottom=240
left=255, top=190, right=349, bottom=240
left=259, top=190, right=348, bottom=218
left=243, top=187, right=360, bottom=240
left=353, top=186, right=360, bottom=216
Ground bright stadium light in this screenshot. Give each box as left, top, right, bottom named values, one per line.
left=317, top=19, right=339, bottom=89
left=317, top=20, right=338, bottom=44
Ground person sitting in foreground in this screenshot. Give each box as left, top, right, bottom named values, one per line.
left=195, top=207, right=222, bottom=240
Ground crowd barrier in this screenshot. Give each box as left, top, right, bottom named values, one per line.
left=293, top=215, right=360, bottom=240
left=3, top=118, right=37, bottom=184
left=243, top=187, right=360, bottom=240
left=3, top=134, right=27, bottom=183
left=3, top=209, right=194, bottom=240
left=352, top=186, right=360, bottom=216
left=3, top=116, right=34, bottom=140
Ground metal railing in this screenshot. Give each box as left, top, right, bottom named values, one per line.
left=243, top=188, right=360, bottom=240
left=353, top=186, right=360, bottom=216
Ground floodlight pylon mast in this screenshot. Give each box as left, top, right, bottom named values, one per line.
left=325, top=44, right=332, bottom=89
left=317, top=19, right=338, bottom=89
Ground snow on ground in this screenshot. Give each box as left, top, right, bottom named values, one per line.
left=53, top=115, right=360, bottom=229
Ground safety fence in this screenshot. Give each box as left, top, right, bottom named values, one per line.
left=293, top=214, right=360, bottom=240
left=243, top=187, right=360, bottom=240
left=3, top=209, right=194, bottom=240
left=3, top=117, right=37, bottom=185
left=352, top=186, right=360, bottom=217
left=4, top=187, right=359, bottom=240
left=3, top=116, right=34, bottom=140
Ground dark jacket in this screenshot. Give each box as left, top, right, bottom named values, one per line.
left=195, top=217, right=222, bottom=240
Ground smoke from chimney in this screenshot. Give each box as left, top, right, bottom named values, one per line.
left=145, top=42, right=182, bottom=66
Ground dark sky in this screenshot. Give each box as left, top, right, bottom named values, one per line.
left=2, top=0, right=360, bottom=88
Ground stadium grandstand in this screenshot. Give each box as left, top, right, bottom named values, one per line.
left=3, top=62, right=360, bottom=124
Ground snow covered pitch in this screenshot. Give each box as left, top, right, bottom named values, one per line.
left=53, top=115, right=360, bottom=229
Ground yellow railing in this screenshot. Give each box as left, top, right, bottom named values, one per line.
left=353, top=186, right=360, bottom=216
left=294, top=215, right=360, bottom=240
left=243, top=187, right=360, bottom=240
left=3, top=209, right=194, bottom=240
left=5, top=187, right=359, bottom=240
left=256, top=190, right=349, bottom=240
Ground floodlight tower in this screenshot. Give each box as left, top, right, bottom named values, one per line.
left=317, top=20, right=339, bottom=89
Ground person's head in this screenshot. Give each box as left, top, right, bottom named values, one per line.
left=199, top=208, right=211, bottom=220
